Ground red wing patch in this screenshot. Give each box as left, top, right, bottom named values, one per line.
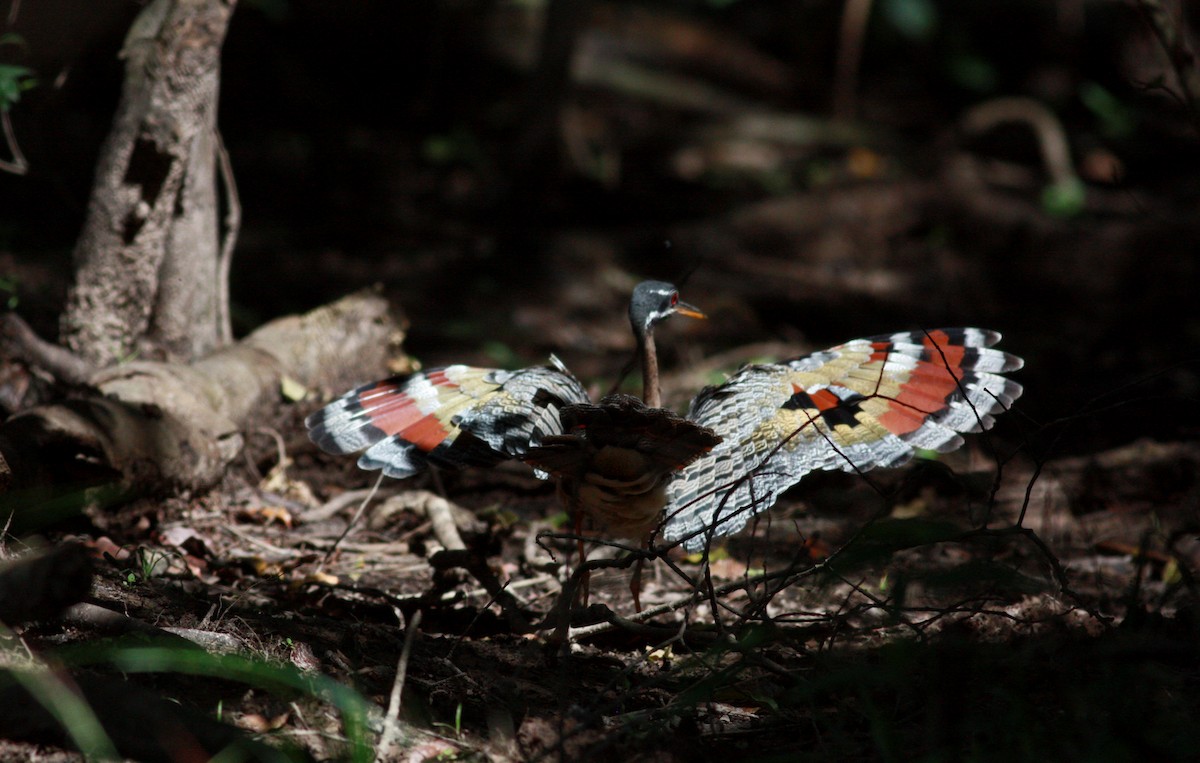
left=876, top=399, right=929, bottom=435
left=350, top=381, right=428, bottom=440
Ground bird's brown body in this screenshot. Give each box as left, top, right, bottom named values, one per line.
left=524, top=394, right=720, bottom=540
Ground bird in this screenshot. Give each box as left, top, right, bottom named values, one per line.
left=306, top=281, right=1023, bottom=557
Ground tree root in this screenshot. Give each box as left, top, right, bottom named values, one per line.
left=0, top=313, right=95, bottom=387
left=0, top=290, right=404, bottom=527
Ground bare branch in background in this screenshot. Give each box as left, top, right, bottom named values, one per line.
left=0, top=111, right=28, bottom=175
left=215, top=130, right=240, bottom=345
left=1137, top=0, right=1200, bottom=131
left=960, top=97, right=1079, bottom=188
left=833, top=0, right=873, bottom=121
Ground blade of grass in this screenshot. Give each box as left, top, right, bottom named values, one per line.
left=2, top=666, right=119, bottom=759
left=62, top=643, right=373, bottom=762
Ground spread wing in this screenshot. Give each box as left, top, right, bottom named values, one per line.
left=307, top=362, right=590, bottom=479
left=663, top=328, right=1023, bottom=551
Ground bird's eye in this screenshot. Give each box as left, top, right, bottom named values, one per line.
left=670, top=292, right=679, bottom=306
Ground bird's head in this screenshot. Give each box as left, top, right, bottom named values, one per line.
left=628, top=281, right=706, bottom=338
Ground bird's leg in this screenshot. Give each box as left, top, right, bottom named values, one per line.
left=428, top=464, right=447, bottom=498
left=574, top=511, right=591, bottom=607
left=545, top=506, right=586, bottom=646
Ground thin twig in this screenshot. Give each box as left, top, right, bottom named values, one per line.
left=320, top=471, right=386, bottom=565
left=215, top=129, right=239, bottom=344
left=379, top=608, right=422, bottom=753
left=301, top=487, right=394, bottom=523
left=539, top=549, right=653, bottom=643
left=524, top=521, right=560, bottom=572
left=0, top=110, right=28, bottom=175
left=565, top=504, right=915, bottom=641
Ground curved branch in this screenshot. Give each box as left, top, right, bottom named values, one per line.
left=960, top=97, right=1078, bottom=188
left=0, top=111, right=29, bottom=176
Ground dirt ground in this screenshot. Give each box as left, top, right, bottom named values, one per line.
left=2, top=1, right=1200, bottom=761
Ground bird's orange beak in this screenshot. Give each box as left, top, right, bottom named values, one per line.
left=674, top=301, right=706, bottom=320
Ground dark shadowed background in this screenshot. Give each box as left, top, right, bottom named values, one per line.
left=3, top=1, right=1198, bottom=463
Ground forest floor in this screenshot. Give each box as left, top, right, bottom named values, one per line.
left=2, top=249, right=1199, bottom=761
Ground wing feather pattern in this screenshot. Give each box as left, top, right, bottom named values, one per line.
left=306, top=363, right=590, bottom=479
left=663, top=328, right=1022, bottom=551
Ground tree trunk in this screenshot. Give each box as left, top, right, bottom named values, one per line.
left=60, top=0, right=236, bottom=367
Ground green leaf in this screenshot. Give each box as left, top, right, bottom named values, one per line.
left=948, top=53, right=997, bottom=93
left=0, top=64, right=36, bottom=112
left=0, top=275, right=17, bottom=309
left=421, top=127, right=484, bottom=167
left=1080, top=81, right=1136, bottom=139
left=881, top=0, right=938, bottom=40
left=1041, top=177, right=1086, bottom=218
left=686, top=545, right=729, bottom=564
left=2, top=665, right=119, bottom=759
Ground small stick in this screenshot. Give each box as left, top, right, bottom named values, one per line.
left=379, top=608, right=423, bottom=753
left=320, top=472, right=386, bottom=566
left=214, top=129, right=240, bottom=345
